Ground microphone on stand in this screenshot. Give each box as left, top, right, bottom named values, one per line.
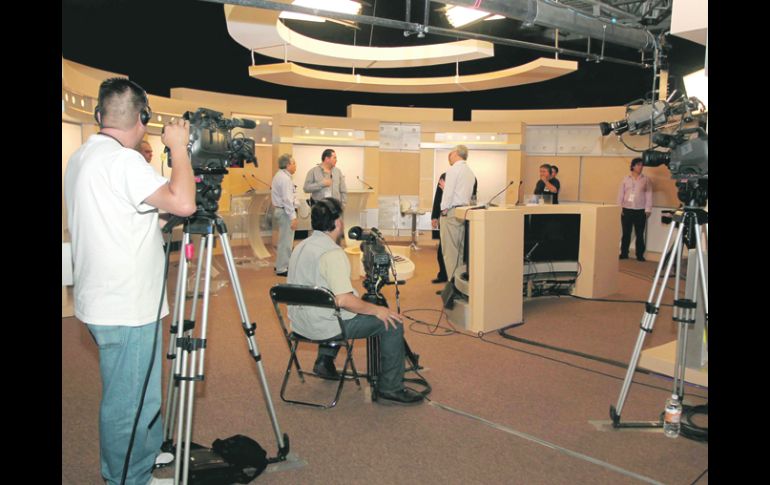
left=471, top=181, right=515, bottom=210
left=357, top=176, right=375, bottom=190
left=250, top=174, right=271, bottom=189
left=242, top=174, right=257, bottom=192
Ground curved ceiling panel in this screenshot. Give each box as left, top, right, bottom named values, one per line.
left=224, top=4, right=495, bottom=69
left=248, top=58, right=578, bottom=94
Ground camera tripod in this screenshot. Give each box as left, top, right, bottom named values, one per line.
left=610, top=204, right=708, bottom=429
left=160, top=212, right=289, bottom=484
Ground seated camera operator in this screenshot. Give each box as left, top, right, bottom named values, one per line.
left=287, top=197, right=424, bottom=405
left=65, top=78, right=195, bottom=485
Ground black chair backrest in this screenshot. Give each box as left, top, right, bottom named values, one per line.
left=270, top=284, right=338, bottom=310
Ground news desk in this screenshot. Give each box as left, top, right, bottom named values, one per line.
left=448, top=203, right=621, bottom=333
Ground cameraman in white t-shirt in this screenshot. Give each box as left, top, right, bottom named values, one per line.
left=64, top=77, right=195, bottom=485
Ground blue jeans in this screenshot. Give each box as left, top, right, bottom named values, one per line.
left=87, top=322, right=163, bottom=485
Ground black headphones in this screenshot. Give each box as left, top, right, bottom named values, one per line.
left=94, top=79, right=152, bottom=128
left=312, top=198, right=342, bottom=232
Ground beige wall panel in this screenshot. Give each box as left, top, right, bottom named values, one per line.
left=507, top=151, right=523, bottom=204
left=220, top=145, right=274, bottom=212
left=273, top=143, right=294, bottom=171
left=420, top=179, right=435, bottom=210
left=419, top=148, right=436, bottom=208
left=274, top=113, right=380, bottom=131
left=523, top=155, right=580, bottom=201
left=472, top=106, right=627, bottom=125
left=580, top=156, right=630, bottom=203
left=364, top=147, right=380, bottom=209
left=170, top=88, right=286, bottom=115
left=347, top=104, right=453, bottom=122
left=147, top=95, right=234, bottom=121
left=378, top=152, right=420, bottom=195
left=421, top=121, right=523, bottom=135
left=581, top=156, right=684, bottom=207
left=63, top=59, right=126, bottom=94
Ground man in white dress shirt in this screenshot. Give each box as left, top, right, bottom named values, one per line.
left=439, top=145, right=476, bottom=282
left=271, top=153, right=298, bottom=276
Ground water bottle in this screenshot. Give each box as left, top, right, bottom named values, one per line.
left=663, top=394, right=682, bottom=438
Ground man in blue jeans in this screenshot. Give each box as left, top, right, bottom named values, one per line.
left=64, top=78, right=196, bottom=484
left=287, top=197, right=423, bottom=405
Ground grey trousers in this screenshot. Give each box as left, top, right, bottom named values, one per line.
left=440, top=208, right=465, bottom=281
left=318, top=314, right=406, bottom=393
left=274, top=208, right=295, bottom=273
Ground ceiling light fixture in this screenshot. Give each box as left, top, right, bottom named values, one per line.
left=445, top=5, right=493, bottom=28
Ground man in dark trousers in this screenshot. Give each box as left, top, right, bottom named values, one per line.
left=617, top=158, right=653, bottom=261
left=430, top=173, right=448, bottom=284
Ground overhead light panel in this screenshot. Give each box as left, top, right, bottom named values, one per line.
left=445, top=5, right=493, bottom=28
left=279, top=0, right=362, bottom=23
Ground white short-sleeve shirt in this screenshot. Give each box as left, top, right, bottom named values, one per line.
left=64, top=134, right=170, bottom=326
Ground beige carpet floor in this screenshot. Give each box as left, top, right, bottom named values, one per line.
left=62, top=244, right=708, bottom=484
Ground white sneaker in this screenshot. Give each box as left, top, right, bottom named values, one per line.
left=155, top=452, right=174, bottom=467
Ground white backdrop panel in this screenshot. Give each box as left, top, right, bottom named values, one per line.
left=434, top=149, right=508, bottom=206
left=290, top=145, right=366, bottom=198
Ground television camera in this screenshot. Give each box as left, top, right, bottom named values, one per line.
left=348, top=226, right=393, bottom=304
left=600, top=95, right=708, bottom=207
left=165, top=108, right=258, bottom=213
left=603, top=93, right=709, bottom=438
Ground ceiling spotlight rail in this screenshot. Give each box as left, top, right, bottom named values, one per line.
left=203, top=0, right=649, bottom=68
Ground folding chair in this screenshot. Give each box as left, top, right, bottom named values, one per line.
left=270, top=283, right=362, bottom=409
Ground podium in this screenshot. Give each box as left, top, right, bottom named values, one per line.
left=447, top=203, right=621, bottom=333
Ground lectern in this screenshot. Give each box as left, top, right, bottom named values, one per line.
left=447, top=203, right=621, bottom=333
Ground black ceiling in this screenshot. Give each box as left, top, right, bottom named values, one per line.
left=62, top=0, right=706, bottom=120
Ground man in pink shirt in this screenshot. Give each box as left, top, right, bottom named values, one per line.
left=617, top=158, right=653, bottom=261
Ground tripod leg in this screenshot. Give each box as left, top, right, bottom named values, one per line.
left=164, top=233, right=207, bottom=449
left=612, top=219, right=685, bottom=425
left=163, top=233, right=189, bottom=447
left=173, top=231, right=215, bottom=485
left=694, top=222, right=708, bottom=318
left=218, top=229, right=287, bottom=453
